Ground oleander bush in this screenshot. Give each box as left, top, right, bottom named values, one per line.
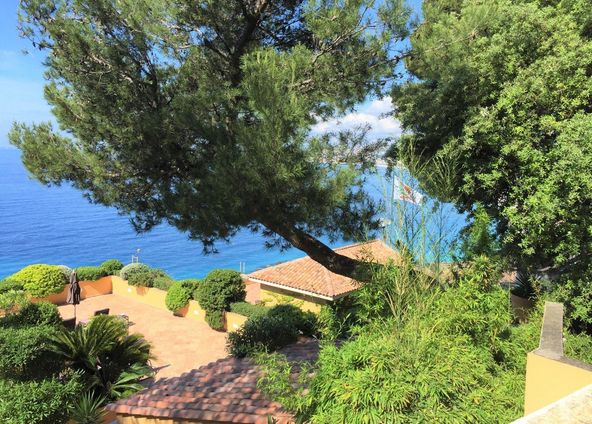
left=205, top=309, right=225, bottom=331
left=0, top=278, right=24, bottom=294
left=0, top=376, right=82, bottom=424
left=229, top=301, right=269, bottom=318
left=165, top=281, right=193, bottom=312
left=0, top=325, right=63, bottom=381
left=99, top=259, right=124, bottom=276
left=119, top=263, right=150, bottom=280
left=197, top=269, right=246, bottom=312
left=56, top=265, right=73, bottom=282
left=9, top=264, right=66, bottom=298
left=76, top=266, right=107, bottom=281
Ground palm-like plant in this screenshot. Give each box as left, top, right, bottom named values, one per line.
left=70, top=392, right=106, bottom=424
left=49, top=315, right=153, bottom=400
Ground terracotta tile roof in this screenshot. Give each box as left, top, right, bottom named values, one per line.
left=106, top=339, right=319, bottom=424
left=248, top=239, right=399, bottom=300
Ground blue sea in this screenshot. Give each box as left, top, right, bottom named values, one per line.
left=0, top=148, right=465, bottom=279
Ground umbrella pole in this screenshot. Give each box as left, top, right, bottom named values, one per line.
left=74, top=303, right=77, bottom=323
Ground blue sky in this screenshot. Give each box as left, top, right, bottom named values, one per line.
left=0, top=0, right=422, bottom=149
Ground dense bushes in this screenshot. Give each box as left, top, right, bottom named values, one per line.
left=0, top=377, right=82, bottom=424
left=153, top=276, right=174, bottom=291
left=205, top=309, right=225, bottom=331
left=99, top=259, right=124, bottom=275
left=227, top=304, right=318, bottom=358
left=230, top=301, right=269, bottom=318
left=165, top=281, right=193, bottom=312
left=9, top=264, right=66, bottom=298
left=56, top=265, right=73, bottom=281
left=552, top=273, right=592, bottom=335
left=119, top=263, right=150, bottom=280
left=0, top=279, right=24, bottom=294
left=197, top=270, right=246, bottom=329
left=76, top=266, right=106, bottom=281
left=1, top=302, right=62, bottom=328
left=127, top=268, right=172, bottom=288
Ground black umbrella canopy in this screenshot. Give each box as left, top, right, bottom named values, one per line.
left=67, top=270, right=81, bottom=306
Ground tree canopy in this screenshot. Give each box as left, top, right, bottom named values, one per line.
left=390, top=0, right=592, bottom=270
left=10, top=0, right=410, bottom=277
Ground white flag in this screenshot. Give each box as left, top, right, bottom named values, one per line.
left=393, top=178, right=424, bottom=205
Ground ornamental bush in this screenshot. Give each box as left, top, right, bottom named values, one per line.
left=0, top=377, right=82, bottom=424
left=197, top=269, right=246, bottom=312
left=56, top=265, right=73, bottom=282
left=165, top=282, right=193, bottom=312
left=153, top=276, right=174, bottom=291
left=205, top=309, right=225, bottom=331
left=1, top=302, right=62, bottom=328
left=9, top=264, right=66, bottom=298
left=99, top=258, right=124, bottom=276
left=76, top=266, right=106, bottom=281
left=128, top=269, right=171, bottom=288
left=267, top=304, right=318, bottom=337
left=119, top=263, right=150, bottom=280
left=0, top=278, right=24, bottom=294
left=0, top=325, right=63, bottom=381
left=229, top=301, right=269, bottom=318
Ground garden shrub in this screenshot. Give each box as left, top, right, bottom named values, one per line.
left=0, top=278, right=24, bottom=294
left=0, top=290, right=29, bottom=314
left=127, top=269, right=171, bottom=288
left=119, top=263, right=150, bottom=280
left=230, top=301, right=269, bottom=318
left=197, top=269, right=246, bottom=312
left=165, top=281, right=193, bottom=312
left=99, top=258, right=124, bottom=275
left=267, top=304, right=318, bottom=337
left=0, top=377, right=82, bottom=424
left=205, top=309, right=225, bottom=331
left=56, top=265, right=73, bottom=281
left=552, top=273, right=592, bottom=335
left=153, top=276, right=174, bottom=291
left=76, top=266, right=107, bottom=281
left=9, top=264, right=66, bottom=298
left=1, top=302, right=62, bottom=328
left=0, top=325, right=63, bottom=381
left=227, top=313, right=299, bottom=358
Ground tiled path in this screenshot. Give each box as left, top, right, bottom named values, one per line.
left=58, top=294, right=228, bottom=379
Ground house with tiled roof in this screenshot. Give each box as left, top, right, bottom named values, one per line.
left=248, top=239, right=399, bottom=312
left=106, top=338, right=319, bottom=424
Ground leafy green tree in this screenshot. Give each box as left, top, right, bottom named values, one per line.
left=11, top=0, right=410, bottom=278
left=390, top=0, right=592, bottom=269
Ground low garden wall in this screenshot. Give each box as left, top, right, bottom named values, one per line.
left=31, top=276, right=113, bottom=305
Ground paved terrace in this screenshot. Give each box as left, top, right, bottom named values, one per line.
left=58, top=294, right=229, bottom=378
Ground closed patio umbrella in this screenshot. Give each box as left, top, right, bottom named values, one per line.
left=67, top=270, right=81, bottom=322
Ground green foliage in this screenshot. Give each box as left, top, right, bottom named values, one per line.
left=153, top=276, right=174, bottom=291
left=48, top=314, right=152, bottom=400
left=455, top=204, right=499, bottom=262
left=227, top=313, right=298, bottom=358
left=70, top=392, right=107, bottom=424
left=205, top=310, right=225, bottom=332
left=99, top=259, right=124, bottom=276
left=119, top=263, right=150, bottom=280
left=229, top=301, right=269, bottom=318
left=267, top=304, right=318, bottom=338
left=197, top=269, right=246, bottom=312
left=126, top=268, right=171, bottom=288
left=11, top=0, right=411, bottom=275
left=76, top=266, right=107, bottom=281
left=0, top=279, right=24, bottom=294
left=57, top=265, right=73, bottom=281
left=552, top=273, right=592, bottom=335
left=391, top=0, right=592, bottom=271
left=0, top=376, right=82, bottom=424
left=0, top=290, right=29, bottom=313
left=0, top=325, right=63, bottom=381
left=257, top=259, right=541, bottom=422
left=9, top=264, right=66, bottom=297
left=1, top=301, right=62, bottom=328
left=564, top=332, right=592, bottom=364
left=165, top=281, right=192, bottom=312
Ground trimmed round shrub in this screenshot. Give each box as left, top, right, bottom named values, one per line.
left=100, top=258, right=124, bottom=276
left=119, top=263, right=150, bottom=280
left=127, top=269, right=170, bottom=288
left=153, top=276, right=175, bottom=291
left=165, top=282, right=193, bottom=312
left=57, top=265, right=73, bottom=282
left=0, top=278, right=24, bottom=294
left=9, top=264, right=67, bottom=298
left=230, top=301, right=269, bottom=318
left=76, top=266, right=107, bottom=281
left=0, top=325, right=63, bottom=380
left=1, top=302, right=62, bottom=328
left=205, top=309, right=225, bottom=331
left=197, top=269, right=246, bottom=312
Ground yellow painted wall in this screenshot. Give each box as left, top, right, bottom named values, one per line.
left=260, top=285, right=325, bottom=313
left=524, top=351, right=592, bottom=415
left=225, top=311, right=248, bottom=332
left=111, top=276, right=168, bottom=311
left=32, top=276, right=113, bottom=305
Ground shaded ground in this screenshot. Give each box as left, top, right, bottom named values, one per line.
left=58, top=294, right=228, bottom=378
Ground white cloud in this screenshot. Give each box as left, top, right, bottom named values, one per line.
left=312, top=96, right=402, bottom=140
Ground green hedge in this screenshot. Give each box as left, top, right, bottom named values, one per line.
left=76, top=266, right=107, bottom=281
left=0, top=377, right=82, bottom=424
left=127, top=269, right=171, bottom=288
left=229, top=301, right=269, bottom=318
left=99, top=259, right=124, bottom=276
left=9, top=264, right=66, bottom=298
left=153, top=277, right=174, bottom=291
left=0, top=325, right=63, bottom=381
left=205, top=309, right=225, bottom=331
left=165, top=282, right=193, bottom=312
left=119, top=263, right=150, bottom=280
left=197, top=269, right=246, bottom=312
left=0, top=302, right=62, bottom=329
